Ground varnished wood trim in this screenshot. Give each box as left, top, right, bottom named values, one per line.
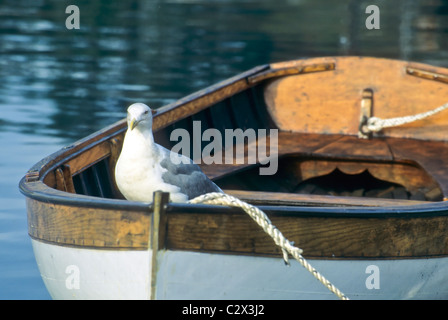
left=108, top=137, right=125, bottom=199
left=26, top=197, right=151, bottom=249
left=265, top=57, right=448, bottom=140
left=291, top=159, right=440, bottom=198
left=40, top=124, right=126, bottom=190
left=66, top=140, right=111, bottom=176
left=24, top=190, right=448, bottom=258
left=204, top=131, right=444, bottom=200
left=247, top=62, right=335, bottom=84
left=55, top=165, right=75, bottom=194
left=151, top=65, right=269, bottom=131
left=225, top=189, right=428, bottom=208
left=406, top=66, right=448, bottom=84
left=152, top=80, right=252, bottom=131
left=164, top=210, right=448, bottom=259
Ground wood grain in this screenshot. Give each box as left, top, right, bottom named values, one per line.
left=264, top=56, right=448, bottom=140
left=202, top=131, right=444, bottom=200
left=26, top=198, right=150, bottom=249
left=225, top=189, right=427, bottom=207
left=165, top=210, right=448, bottom=258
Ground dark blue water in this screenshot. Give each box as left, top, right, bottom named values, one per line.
left=1, top=0, right=447, bottom=299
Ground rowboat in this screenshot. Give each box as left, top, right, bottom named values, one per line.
left=19, top=56, right=448, bottom=300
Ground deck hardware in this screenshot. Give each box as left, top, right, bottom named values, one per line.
left=25, top=170, right=40, bottom=183
left=358, top=89, right=374, bottom=139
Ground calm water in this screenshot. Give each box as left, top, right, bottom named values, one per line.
left=0, top=0, right=447, bottom=299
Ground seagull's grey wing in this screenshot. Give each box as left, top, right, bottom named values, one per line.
left=159, top=149, right=222, bottom=200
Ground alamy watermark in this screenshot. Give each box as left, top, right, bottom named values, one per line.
left=65, top=5, right=80, bottom=30
left=65, top=264, right=80, bottom=290
left=365, top=264, right=380, bottom=290
left=365, top=5, right=380, bottom=30
left=170, top=121, right=278, bottom=175
left=66, top=4, right=381, bottom=31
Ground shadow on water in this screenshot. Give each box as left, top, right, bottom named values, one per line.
left=0, top=0, right=447, bottom=299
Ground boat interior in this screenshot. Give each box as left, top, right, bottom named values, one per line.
left=36, top=57, right=448, bottom=208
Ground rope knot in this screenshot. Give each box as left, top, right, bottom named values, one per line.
left=361, top=102, right=448, bottom=136
left=366, top=116, right=383, bottom=132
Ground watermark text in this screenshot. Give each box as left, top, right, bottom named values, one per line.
left=170, top=121, right=278, bottom=175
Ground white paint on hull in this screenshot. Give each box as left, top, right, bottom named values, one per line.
left=155, top=250, right=448, bottom=300
left=31, top=239, right=448, bottom=300
left=31, top=239, right=152, bottom=300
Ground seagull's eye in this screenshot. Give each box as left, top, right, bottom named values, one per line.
left=144, top=110, right=149, bottom=115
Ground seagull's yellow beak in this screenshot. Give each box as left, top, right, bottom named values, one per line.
left=129, top=118, right=139, bottom=131
left=128, top=108, right=156, bottom=131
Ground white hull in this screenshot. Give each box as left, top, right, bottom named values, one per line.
left=31, top=239, right=152, bottom=299
left=32, top=239, right=448, bottom=300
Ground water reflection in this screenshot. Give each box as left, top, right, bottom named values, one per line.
left=0, top=0, right=446, bottom=141
left=0, top=0, right=447, bottom=299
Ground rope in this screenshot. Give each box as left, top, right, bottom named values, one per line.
left=189, top=192, right=349, bottom=300
left=364, top=102, right=448, bottom=133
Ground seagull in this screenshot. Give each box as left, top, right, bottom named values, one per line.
left=115, top=103, right=223, bottom=203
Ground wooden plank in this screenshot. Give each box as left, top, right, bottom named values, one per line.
left=200, top=131, right=411, bottom=181
left=387, top=138, right=448, bottom=199
left=151, top=65, right=268, bottom=132
left=225, top=189, right=428, bottom=207
left=201, top=131, right=445, bottom=202
left=55, top=165, right=76, bottom=193
left=200, top=132, right=343, bottom=179
left=65, top=140, right=111, bottom=176
left=165, top=210, right=448, bottom=258
left=40, top=126, right=126, bottom=190
left=26, top=198, right=150, bottom=249
left=312, top=135, right=393, bottom=161
left=25, top=191, right=448, bottom=258
left=108, top=137, right=125, bottom=199
left=294, top=159, right=438, bottom=194
left=264, top=56, right=448, bottom=140
left=247, top=61, right=335, bottom=84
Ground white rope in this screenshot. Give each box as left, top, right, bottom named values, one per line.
left=189, top=192, right=349, bottom=300
left=365, top=102, right=448, bottom=133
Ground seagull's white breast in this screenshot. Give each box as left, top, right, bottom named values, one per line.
left=115, top=129, right=188, bottom=202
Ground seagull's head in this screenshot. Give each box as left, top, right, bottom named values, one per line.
left=126, top=103, right=157, bottom=131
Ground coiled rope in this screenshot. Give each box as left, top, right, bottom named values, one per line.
left=189, top=192, right=349, bottom=300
